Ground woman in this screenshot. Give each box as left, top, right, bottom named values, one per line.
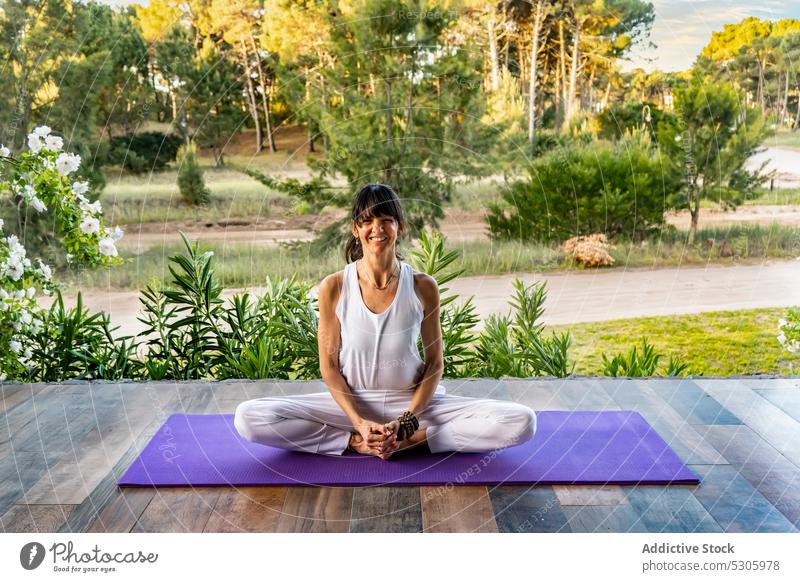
left=234, top=184, right=536, bottom=459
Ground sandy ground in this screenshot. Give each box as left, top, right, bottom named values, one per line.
left=39, top=258, right=800, bottom=336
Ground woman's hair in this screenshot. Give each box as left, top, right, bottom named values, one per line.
left=344, top=183, right=406, bottom=263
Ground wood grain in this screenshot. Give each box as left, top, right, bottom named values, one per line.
left=420, top=485, right=498, bottom=533
left=349, top=486, right=422, bottom=532
left=1, top=504, right=76, bottom=533
left=204, top=487, right=288, bottom=532
left=275, top=487, right=353, bottom=533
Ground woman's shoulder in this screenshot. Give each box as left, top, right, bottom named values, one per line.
left=410, top=267, right=439, bottom=308
left=318, top=269, right=346, bottom=305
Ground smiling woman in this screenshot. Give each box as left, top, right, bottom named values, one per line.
left=234, top=184, right=537, bottom=460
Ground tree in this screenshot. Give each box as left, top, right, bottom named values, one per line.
left=307, top=0, right=494, bottom=236
left=657, top=76, right=772, bottom=244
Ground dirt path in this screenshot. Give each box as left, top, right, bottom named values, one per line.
left=40, top=258, right=800, bottom=337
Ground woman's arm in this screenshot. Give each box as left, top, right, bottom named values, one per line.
left=406, top=273, right=444, bottom=416
left=317, top=273, right=365, bottom=426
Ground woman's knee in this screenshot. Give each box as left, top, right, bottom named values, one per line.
left=499, top=404, right=537, bottom=446
left=234, top=399, right=284, bottom=442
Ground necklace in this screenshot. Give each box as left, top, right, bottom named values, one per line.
left=358, top=259, right=399, bottom=291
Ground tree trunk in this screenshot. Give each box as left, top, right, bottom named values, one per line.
left=249, top=35, right=276, bottom=153
left=558, top=20, right=568, bottom=129
left=241, top=47, right=263, bottom=153
left=384, top=78, right=393, bottom=182
left=528, top=0, right=544, bottom=153
left=487, top=6, right=500, bottom=91
left=564, top=18, right=580, bottom=130
left=688, top=190, right=700, bottom=245
left=794, top=83, right=800, bottom=131
left=757, top=59, right=766, bottom=113
left=781, top=71, right=789, bottom=126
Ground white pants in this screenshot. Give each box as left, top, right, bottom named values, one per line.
left=234, top=387, right=537, bottom=456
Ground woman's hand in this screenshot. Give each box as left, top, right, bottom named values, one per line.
left=350, top=419, right=396, bottom=457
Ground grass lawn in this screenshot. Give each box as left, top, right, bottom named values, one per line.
left=747, top=187, right=800, bottom=206
left=64, top=222, right=800, bottom=291
left=766, top=130, right=800, bottom=149
left=549, top=307, right=797, bottom=376
left=100, top=167, right=290, bottom=225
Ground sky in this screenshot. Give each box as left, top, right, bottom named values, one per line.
left=107, top=0, right=800, bottom=73
left=623, top=0, right=800, bottom=72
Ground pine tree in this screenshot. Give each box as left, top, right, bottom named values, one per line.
left=176, top=142, right=211, bottom=205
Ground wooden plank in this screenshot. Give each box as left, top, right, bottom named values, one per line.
left=203, top=487, right=288, bottom=532
left=275, top=487, right=353, bottom=533
left=503, top=381, right=567, bottom=410
left=553, top=485, right=628, bottom=506
left=647, top=379, right=741, bottom=425
left=694, top=424, right=800, bottom=527
left=688, top=464, right=797, bottom=533
left=349, top=487, right=422, bottom=533
left=445, top=379, right=510, bottom=400
left=562, top=504, right=648, bottom=533
left=0, top=384, right=33, bottom=414
left=550, top=378, right=623, bottom=410
left=132, top=488, right=222, bottom=533
left=694, top=380, right=800, bottom=468
left=420, top=485, right=498, bottom=533
left=622, top=486, right=722, bottom=533
left=85, top=489, right=155, bottom=533
left=0, top=450, right=66, bottom=517
left=757, top=389, right=800, bottom=424
left=24, top=385, right=156, bottom=504
left=489, top=486, right=571, bottom=533
left=596, top=378, right=726, bottom=465
left=0, top=504, right=76, bottom=533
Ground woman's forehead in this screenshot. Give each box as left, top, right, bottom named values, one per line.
left=357, top=212, right=396, bottom=222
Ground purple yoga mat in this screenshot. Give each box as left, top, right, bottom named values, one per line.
left=118, top=411, right=699, bottom=487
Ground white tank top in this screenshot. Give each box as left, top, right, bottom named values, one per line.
left=335, top=259, right=425, bottom=391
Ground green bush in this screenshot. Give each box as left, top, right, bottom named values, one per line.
left=176, top=142, right=211, bottom=206
left=601, top=337, right=691, bottom=377
left=106, top=131, right=183, bottom=174
left=487, top=133, right=674, bottom=243
left=596, top=101, right=673, bottom=142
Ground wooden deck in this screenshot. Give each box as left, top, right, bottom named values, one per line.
left=1, top=377, right=800, bottom=533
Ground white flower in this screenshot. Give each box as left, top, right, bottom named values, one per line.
left=104, top=225, right=124, bottom=241
left=9, top=340, right=21, bottom=353
left=27, top=133, right=43, bottom=153
left=31, top=197, right=47, bottom=213
left=23, top=347, right=32, bottom=359
left=98, top=236, right=118, bottom=257
left=79, top=215, right=100, bottom=235
left=778, top=334, right=787, bottom=344
left=0, top=218, right=3, bottom=231
left=36, top=259, right=52, bottom=280
left=87, top=200, right=102, bottom=214
left=19, top=310, right=32, bottom=325
left=55, top=152, right=81, bottom=176
left=45, top=135, right=63, bottom=151
left=778, top=319, right=787, bottom=329
left=0, top=145, right=9, bottom=157
left=65, top=253, right=73, bottom=263
left=33, top=125, right=52, bottom=138
left=26, top=287, right=35, bottom=299
left=72, top=181, right=89, bottom=196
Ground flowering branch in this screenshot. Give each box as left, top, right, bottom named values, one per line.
left=0, top=126, right=125, bottom=380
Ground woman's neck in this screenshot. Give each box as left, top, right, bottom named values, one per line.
left=359, top=253, right=398, bottom=286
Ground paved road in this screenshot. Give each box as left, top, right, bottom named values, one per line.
left=43, top=258, right=800, bottom=336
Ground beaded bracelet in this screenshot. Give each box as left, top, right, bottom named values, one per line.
left=395, top=410, right=419, bottom=441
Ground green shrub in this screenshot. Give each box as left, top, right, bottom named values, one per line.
left=601, top=337, right=691, bottom=377
left=176, top=142, right=211, bottom=205
left=107, top=131, right=183, bottom=174
left=487, top=133, right=674, bottom=243
left=596, top=101, right=673, bottom=142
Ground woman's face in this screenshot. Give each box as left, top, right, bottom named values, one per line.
left=352, top=214, right=400, bottom=256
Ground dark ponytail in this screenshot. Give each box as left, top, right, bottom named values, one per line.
left=344, top=183, right=406, bottom=263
